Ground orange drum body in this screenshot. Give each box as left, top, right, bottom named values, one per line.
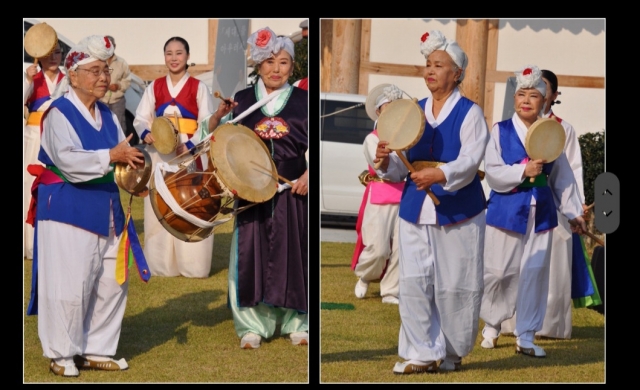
left=149, top=123, right=278, bottom=242
left=149, top=153, right=223, bottom=242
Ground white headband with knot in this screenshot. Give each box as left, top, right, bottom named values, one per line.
left=375, top=84, right=403, bottom=109
left=515, top=65, right=546, bottom=97
left=247, top=27, right=295, bottom=64
left=64, top=35, right=114, bottom=71
left=419, top=30, right=468, bottom=82
left=51, top=35, right=115, bottom=100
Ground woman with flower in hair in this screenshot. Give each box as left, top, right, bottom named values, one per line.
left=133, top=36, right=234, bottom=278
left=26, top=35, right=145, bottom=377
left=215, top=27, right=308, bottom=349
left=499, top=69, right=588, bottom=340
left=375, top=30, right=489, bottom=374
left=479, top=65, right=586, bottom=358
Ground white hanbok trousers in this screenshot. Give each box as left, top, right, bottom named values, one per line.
left=397, top=213, right=484, bottom=362
left=500, top=211, right=573, bottom=339
left=353, top=191, right=400, bottom=298
left=480, top=204, right=553, bottom=344
left=37, top=220, right=128, bottom=359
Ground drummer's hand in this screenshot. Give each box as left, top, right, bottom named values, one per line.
left=176, top=143, right=188, bottom=156
left=411, top=168, right=445, bottom=191
left=523, top=158, right=546, bottom=179
left=214, top=98, right=237, bottom=120
left=110, top=134, right=145, bottom=169
left=569, top=215, right=587, bottom=234
left=291, top=169, right=309, bottom=196
left=108, top=83, right=119, bottom=92
left=25, top=64, right=38, bottom=84
left=143, top=133, right=155, bottom=145
left=374, top=141, right=391, bottom=170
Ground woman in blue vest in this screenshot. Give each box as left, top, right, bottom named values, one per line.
left=375, top=30, right=489, bottom=374
left=28, top=35, right=145, bottom=377
left=479, top=65, right=587, bottom=358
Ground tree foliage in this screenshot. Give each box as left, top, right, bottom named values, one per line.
left=578, top=131, right=605, bottom=206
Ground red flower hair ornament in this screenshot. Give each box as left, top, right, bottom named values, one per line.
left=515, top=65, right=546, bottom=96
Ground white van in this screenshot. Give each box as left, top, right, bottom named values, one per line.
left=23, top=19, right=147, bottom=145
left=320, top=92, right=375, bottom=226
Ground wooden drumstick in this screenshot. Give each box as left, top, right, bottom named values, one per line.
left=395, top=152, right=440, bottom=206
left=568, top=219, right=605, bottom=247
left=173, top=112, right=181, bottom=133
left=214, top=91, right=232, bottom=105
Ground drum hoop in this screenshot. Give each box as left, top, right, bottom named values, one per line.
left=151, top=117, right=179, bottom=155
left=208, top=123, right=278, bottom=203
left=525, top=117, right=566, bottom=162
left=24, top=23, right=58, bottom=59
left=376, top=98, right=426, bottom=151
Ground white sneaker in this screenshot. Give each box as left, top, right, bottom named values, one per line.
left=439, top=359, right=462, bottom=371
left=481, top=327, right=499, bottom=349
left=516, top=343, right=546, bottom=357
left=290, top=331, right=309, bottom=346
left=355, top=278, right=369, bottom=298
left=50, top=360, right=79, bottom=377
left=240, top=332, right=261, bottom=349
left=381, top=296, right=399, bottom=305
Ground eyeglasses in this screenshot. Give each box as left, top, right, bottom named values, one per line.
left=76, top=67, right=113, bottom=77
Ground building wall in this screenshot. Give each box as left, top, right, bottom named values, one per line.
left=30, top=18, right=306, bottom=67
left=362, top=18, right=605, bottom=136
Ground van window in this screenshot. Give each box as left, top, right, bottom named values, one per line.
left=23, top=21, right=71, bottom=64
left=321, top=99, right=374, bottom=145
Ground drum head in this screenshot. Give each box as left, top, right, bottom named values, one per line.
left=365, top=83, right=392, bottom=121
left=115, top=145, right=152, bottom=195
left=24, top=23, right=58, bottom=59
left=209, top=123, right=277, bottom=203
left=525, top=118, right=566, bottom=162
left=376, top=98, right=426, bottom=150
left=151, top=117, right=178, bottom=155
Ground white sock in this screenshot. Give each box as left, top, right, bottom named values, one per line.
left=53, top=357, right=73, bottom=366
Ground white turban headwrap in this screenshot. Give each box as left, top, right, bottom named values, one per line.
left=514, top=65, right=547, bottom=97
left=419, top=30, right=468, bottom=82
left=375, top=84, right=403, bottom=109
left=247, top=27, right=295, bottom=64
left=52, top=35, right=115, bottom=99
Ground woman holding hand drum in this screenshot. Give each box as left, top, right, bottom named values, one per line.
left=479, top=65, right=586, bottom=358
left=375, top=30, right=489, bottom=374
left=133, top=36, right=233, bottom=278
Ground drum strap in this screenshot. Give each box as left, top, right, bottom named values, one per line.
left=47, top=165, right=115, bottom=184
left=27, top=111, right=44, bottom=126
left=167, top=117, right=198, bottom=135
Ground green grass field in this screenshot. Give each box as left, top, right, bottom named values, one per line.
left=23, top=190, right=309, bottom=383
left=320, top=241, right=605, bottom=383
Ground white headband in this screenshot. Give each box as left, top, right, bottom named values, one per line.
left=52, top=35, right=115, bottom=100
left=419, top=30, right=468, bottom=82
left=64, top=35, right=114, bottom=71
left=515, top=65, right=546, bottom=97
left=247, top=27, right=295, bottom=64
left=375, top=84, right=403, bottom=109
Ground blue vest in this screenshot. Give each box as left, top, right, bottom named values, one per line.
left=398, top=97, right=486, bottom=225
left=37, top=98, right=125, bottom=236
left=485, top=119, right=557, bottom=235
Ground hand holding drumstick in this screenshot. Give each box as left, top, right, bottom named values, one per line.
left=208, top=91, right=238, bottom=132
